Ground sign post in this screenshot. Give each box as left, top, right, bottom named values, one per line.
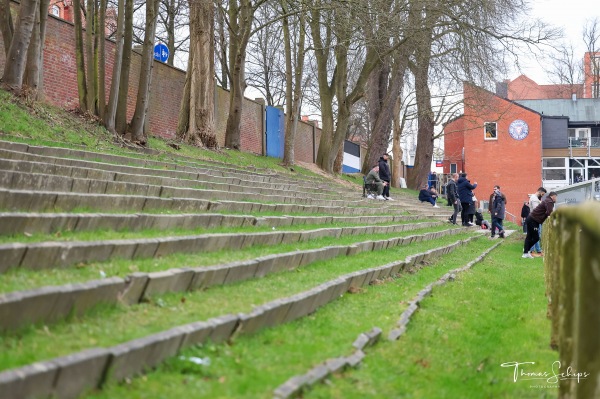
left=153, top=43, right=169, bottom=63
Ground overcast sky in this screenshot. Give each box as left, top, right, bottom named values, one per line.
left=512, top=0, right=598, bottom=83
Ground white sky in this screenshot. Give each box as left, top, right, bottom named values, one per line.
left=512, top=0, right=599, bottom=84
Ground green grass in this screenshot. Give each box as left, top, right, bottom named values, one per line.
left=0, top=224, right=451, bottom=295
left=0, top=232, right=476, bottom=370
left=83, top=236, right=505, bottom=399
left=0, top=219, right=435, bottom=245
left=304, top=236, right=556, bottom=399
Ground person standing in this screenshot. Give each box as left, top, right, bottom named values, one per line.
left=365, top=165, right=387, bottom=200
left=457, top=173, right=477, bottom=226
left=446, top=173, right=461, bottom=224
left=378, top=154, right=393, bottom=200
left=489, top=185, right=506, bottom=238
left=529, top=187, right=547, bottom=256
left=523, top=192, right=557, bottom=258
left=520, top=201, right=530, bottom=234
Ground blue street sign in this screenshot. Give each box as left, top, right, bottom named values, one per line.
left=154, top=43, right=169, bottom=63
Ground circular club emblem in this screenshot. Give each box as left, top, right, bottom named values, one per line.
left=508, top=119, right=529, bottom=140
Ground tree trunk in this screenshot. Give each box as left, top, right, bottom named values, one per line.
left=176, top=0, right=215, bottom=146
left=115, top=0, right=134, bottom=134
left=362, top=56, right=408, bottom=174
left=97, top=0, right=107, bottom=118
left=104, top=0, right=125, bottom=132
left=281, top=0, right=305, bottom=167
left=408, top=59, right=434, bottom=190
left=129, top=0, right=160, bottom=144
left=85, top=0, right=96, bottom=113
left=23, top=3, right=40, bottom=94
left=391, top=96, right=405, bottom=187
left=1, top=0, right=39, bottom=93
left=0, top=0, right=14, bottom=57
left=73, top=0, right=87, bottom=110
left=224, top=0, right=252, bottom=150
left=166, top=0, right=175, bottom=66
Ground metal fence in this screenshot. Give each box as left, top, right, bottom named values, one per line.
left=544, top=201, right=600, bottom=398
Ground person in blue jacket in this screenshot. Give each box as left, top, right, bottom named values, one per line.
left=457, top=172, right=477, bottom=226
left=419, top=184, right=439, bottom=208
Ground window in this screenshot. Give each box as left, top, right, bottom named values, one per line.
left=542, top=157, right=567, bottom=182
left=543, top=170, right=567, bottom=180
left=51, top=5, right=60, bottom=16
left=543, top=158, right=565, bottom=168
left=484, top=122, right=497, bottom=140
left=450, top=163, right=457, bottom=174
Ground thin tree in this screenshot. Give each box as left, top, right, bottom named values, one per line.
left=129, top=0, right=161, bottom=144
left=115, top=0, right=134, bottom=134
left=73, top=0, right=88, bottom=110
left=105, top=0, right=126, bottom=132
left=281, top=0, right=306, bottom=166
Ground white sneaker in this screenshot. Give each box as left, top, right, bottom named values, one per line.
left=432, top=204, right=439, bottom=208
left=522, top=253, right=534, bottom=259
left=376, top=195, right=385, bottom=200
left=366, top=194, right=374, bottom=199
left=468, top=222, right=475, bottom=226
left=386, top=197, right=394, bottom=201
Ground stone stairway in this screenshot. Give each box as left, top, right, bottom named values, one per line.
left=0, top=141, right=495, bottom=399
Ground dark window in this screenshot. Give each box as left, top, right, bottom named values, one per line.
left=484, top=122, right=497, bottom=140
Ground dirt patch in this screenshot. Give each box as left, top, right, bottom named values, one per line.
left=296, top=161, right=359, bottom=189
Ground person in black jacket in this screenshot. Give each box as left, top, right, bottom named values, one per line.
left=522, top=192, right=557, bottom=258
left=457, top=172, right=478, bottom=226
left=520, top=201, right=530, bottom=234
left=446, top=173, right=461, bottom=224
left=378, top=154, right=393, bottom=200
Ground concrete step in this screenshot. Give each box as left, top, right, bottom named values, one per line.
left=0, top=142, right=333, bottom=191
left=0, top=169, right=373, bottom=207
left=0, top=221, right=443, bottom=273
left=0, top=228, right=463, bottom=333
left=0, top=188, right=432, bottom=217
left=0, top=235, right=482, bottom=399
left=0, top=212, right=432, bottom=236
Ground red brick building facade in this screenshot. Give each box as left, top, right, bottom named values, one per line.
left=443, top=82, right=543, bottom=219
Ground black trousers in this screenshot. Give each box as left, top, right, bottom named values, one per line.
left=382, top=180, right=390, bottom=197
left=523, top=217, right=540, bottom=253
left=460, top=202, right=471, bottom=225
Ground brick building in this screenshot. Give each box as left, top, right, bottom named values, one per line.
left=444, top=60, right=600, bottom=221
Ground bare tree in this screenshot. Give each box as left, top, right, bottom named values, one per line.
left=73, top=0, right=88, bottom=110
left=0, top=0, right=14, bottom=57
left=129, top=0, right=160, bottom=143
left=105, top=0, right=125, bottom=132
left=246, top=3, right=285, bottom=106
left=281, top=0, right=306, bottom=166
left=1, top=0, right=40, bottom=93
left=544, top=43, right=582, bottom=90
left=115, top=0, right=134, bottom=134
left=23, top=0, right=51, bottom=99
left=176, top=0, right=215, bottom=147
left=223, top=0, right=267, bottom=149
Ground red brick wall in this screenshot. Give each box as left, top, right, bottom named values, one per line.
left=461, top=82, right=542, bottom=219
left=442, top=116, right=464, bottom=174
left=507, top=75, right=583, bottom=100
left=0, top=5, right=320, bottom=162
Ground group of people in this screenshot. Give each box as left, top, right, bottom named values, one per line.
left=445, top=172, right=481, bottom=227
left=364, top=154, right=394, bottom=201
left=366, top=164, right=559, bottom=259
